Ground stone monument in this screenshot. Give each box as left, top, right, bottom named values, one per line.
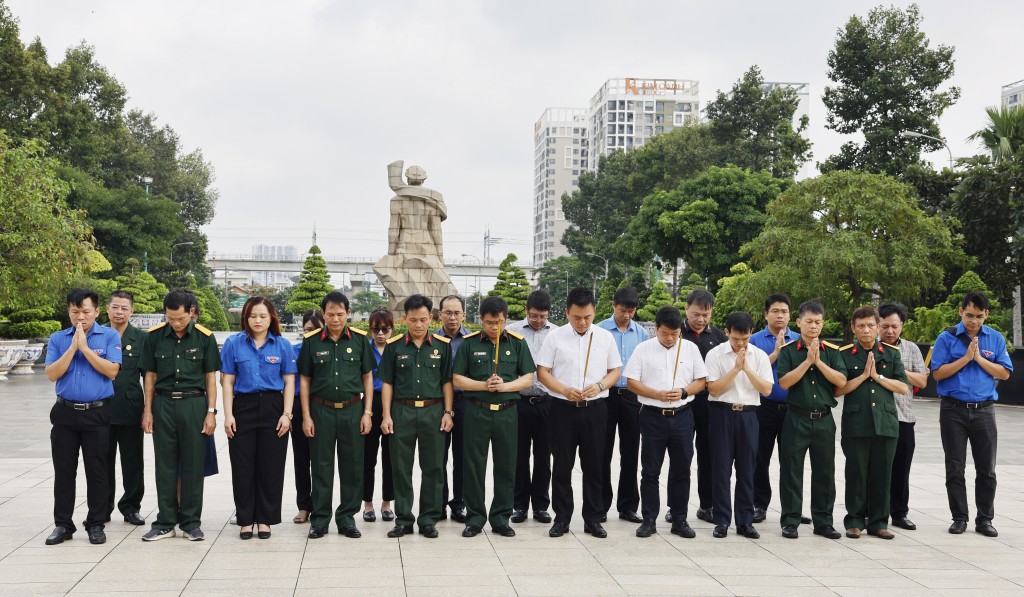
left=373, top=160, right=457, bottom=313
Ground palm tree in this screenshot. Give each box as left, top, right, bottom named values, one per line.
left=967, top=105, right=1024, bottom=163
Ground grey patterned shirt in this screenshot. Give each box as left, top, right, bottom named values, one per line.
left=894, top=338, right=926, bottom=423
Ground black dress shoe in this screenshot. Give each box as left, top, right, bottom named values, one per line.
left=583, top=521, right=607, bottom=538
left=664, top=509, right=674, bottom=523
left=439, top=509, right=448, bottom=520
left=549, top=521, right=569, bottom=537
left=800, top=516, right=812, bottom=525
left=240, top=527, right=254, bottom=540
left=891, top=516, right=916, bottom=531
left=45, top=527, right=73, bottom=545
left=87, top=526, right=106, bottom=545
left=492, top=525, right=516, bottom=537
left=975, top=521, right=998, bottom=537
left=387, top=524, right=413, bottom=538
left=381, top=510, right=395, bottom=522
left=362, top=510, right=376, bottom=523
left=671, top=521, right=696, bottom=538
left=696, top=508, right=714, bottom=523
left=752, top=508, right=766, bottom=523
left=462, top=524, right=482, bottom=537
left=636, top=520, right=657, bottom=538
left=308, top=525, right=327, bottom=539
left=618, top=511, right=642, bottom=523
left=712, top=525, right=728, bottom=538
left=451, top=508, right=468, bottom=523
left=258, top=528, right=271, bottom=540
left=949, top=520, right=968, bottom=534
left=599, top=514, right=607, bottom=523
left=533, top=510, right=552, bottom=523
left=813, top=525, right=841, bottom=539
left=736, top=524, right=760, bottom=539
left=124, top=512, right=145, bottom=526
left=510, top=509, right=527, bottom=523
left=419, top=524, right=439, bottom=538
left=781, top=525, right=799, bottom=539
left=338, top=525, right=362, bottom=538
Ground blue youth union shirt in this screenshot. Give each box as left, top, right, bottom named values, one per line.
left=292, top=342, right=303, bottom=396
left=45, top=323, right=123, bottom=402
left=220, top=332, right=298, bottom=394
left=931, top=323, right=1013, bottom=402
left=749, top=327, right=800, bottom=402
left=371, top=338, right=384, bottom=392
left=597, top=317, right=649, bottom=388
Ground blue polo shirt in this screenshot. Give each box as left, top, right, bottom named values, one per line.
left=292, top=342, right=302, bottom=396
left=749, top=326, right=800, bottom=403
left=45, top=323, right=122, bottom=402
left=931, top=323, right=1013, bottom=402
left=597, top=316, right=649, bottom=388
left=220, top=332, right=298, bottom=394
left=371, top=339, right=384, bottom=392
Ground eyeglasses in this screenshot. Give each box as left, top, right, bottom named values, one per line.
left=441, top=311, right=463, bottom=318
left=371, top=327, right=391, bottom=334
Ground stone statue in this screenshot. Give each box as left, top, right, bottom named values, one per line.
left=373, top=160, right=457, bottom=313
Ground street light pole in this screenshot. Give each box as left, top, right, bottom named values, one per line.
left=584, top=253, right=610, bottom=281
left=170, top=241, right=195, bottom=265
left=461, top=254, right=483, bottom=322
left=900, top=130, right=954, bottom=169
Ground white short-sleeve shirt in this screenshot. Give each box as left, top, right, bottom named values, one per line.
left=705, top=342, right=773, bottom=406
left=622, top=337, right=708, bottom=408
left=536, top=324, right=622, bottom=401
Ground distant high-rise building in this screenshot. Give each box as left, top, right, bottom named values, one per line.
left=763, top=82, right=810, bottom=128
left=532, top=108, right=588, bottom=265
left=251, top=244, right=299, bottom=287
left=1002, top=79, right=1024, bottom=108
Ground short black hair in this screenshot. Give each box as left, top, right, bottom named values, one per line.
left=851, top=305, right=880, bottom=324
left=526, top=290, right=552, bottom=312
left=797, top=299, right=825, bottom=318
left=164, top=289, right=194, bottom=312
left=302, top=309, right=324, bottom=328
left=612, top=286, right=639, bottom=309
left=404, top=294, right=433, bottom=314
left=725, top=312, right=756, bottom=333
left=764, top=293, right=791, bottom=313
left=439, top=295, right=465, bottom=311
left=109, top=290, right=134, bottom=305
left=67, top=288, right=99, bottom=309
left=962, top=291, right=990, bottom=311
left=480, top=296, right=508, bottom=318
left=321, top=291, right=349, bottom=312
left=655, top=305, right=683, bottom=329
left=567, top=287, right=595, bottom=309
left=685, top=288, right=715, bottom=308
left=878, top=303, right=908, bottom=323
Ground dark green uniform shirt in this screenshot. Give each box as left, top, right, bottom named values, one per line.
left=776, top=338, right=848, bottom=411
left=139, top=321, right=221, bottom=393
left=377, top=333, right=452, bottom=399
left=838, top=341, right=906, bottom=438
left=297, top=326, right=375, bottom=401
left=111, top=323, right=147, bottom=424
left=453, top=330, right=536, bottom=404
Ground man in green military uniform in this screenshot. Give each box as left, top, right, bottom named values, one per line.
left=105, top=290, right=148, bottom=526
left=379, top=294, right=454, bottom=539
left=298, top=291, right=375, bottom=539
left=776, top=300, right=847, bottom=540
left=453, top=297, right=536, bottom=538
left=836, top=306, right=908, bottom=540
left=140, top=290, right=220, bottom=541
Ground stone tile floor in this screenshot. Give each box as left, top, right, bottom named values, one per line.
left=1, top=373, right=1022, bottom=596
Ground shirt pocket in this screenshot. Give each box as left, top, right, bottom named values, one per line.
left=258, top=352, right=286, bottom=383
left=179, top=349, right=203, bottom=374
left=497, top=352, right=518, bottom=379
left=235, top=353, right=259, bottom=380
left=154, top=348, right=176, bottom=375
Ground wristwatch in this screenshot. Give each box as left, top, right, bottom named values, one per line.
left=207, top=407, right=217, bottom=415
left=597, top=382, right=606, bottom=391
left=444, top=410, right=455, bottom=417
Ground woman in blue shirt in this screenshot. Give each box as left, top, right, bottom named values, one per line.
left=221, top=297, right=297, bottom=539
left=290, top=309, right=323, bottom=524
left=362, top=307, right=395, bottom=522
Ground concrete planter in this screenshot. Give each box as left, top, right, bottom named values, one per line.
left=0, top=339, right=28, bottom=382
left=10, top=343, right=44, bottom=375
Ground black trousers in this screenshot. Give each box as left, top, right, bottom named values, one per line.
left=639, top=405, right=694, bottom=522
left=710, top=405, right=759, bottom=527
left=754, top=400, right=787, bottom=509
left=692, top=392, right=713, bottom=509
left=50, top=401, right=110, bottom=532
left=107, top=422, right=144, bottom=518
left=363, top=391, right=394, bottom=502
left=602, top=389, right=641, bottom=514
left=939, top=400, right=997, bottom=524
left=442, top=394, right=467, bottom=511
left=550, top=398, right=606, bottom=525
left=228, top=392, right=288, bottom=526
left=290, top=401, right=313, bottom=512
left=514, top=395, right=552, bottom=511
left=890, top=421, right=916, bottom=518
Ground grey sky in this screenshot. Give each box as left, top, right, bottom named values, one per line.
left=8, top=0, right=1022, bottom=266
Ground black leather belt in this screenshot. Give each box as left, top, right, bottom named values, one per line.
left=760, top=400, right=789, bottom=411
left=312, top=395, right=361, bottom=409
left=521, top=394, right=549, bottom=404
left=710, top=401, right=758, bottom=412
left=611, top=387, right=634, bottom=396
left=941, top=397, right=994, bottom=409
left=788, top=405, right=831, bottom=420
left=644, top=402, right=691, bottom=416
left=556, top=397, right=606, bottom=408
left=235, top=391, right=284, bottom=399
left=156, top=390, right=205, bottom=399
left=469, top=397, right=516, bottom=412
left=395, top=398, right=442, bottom=408
left=56, top=397, right=109, bottom=410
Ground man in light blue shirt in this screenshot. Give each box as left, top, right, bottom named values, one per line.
left=596, top=286, right=649, bottom=523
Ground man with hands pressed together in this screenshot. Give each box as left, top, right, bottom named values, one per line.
left=623, top=306, right=707, bottom=539
left=776, top=300, right=847, bottom=540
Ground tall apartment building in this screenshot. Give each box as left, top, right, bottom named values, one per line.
left=763, top=82, right=810, bottom=128
left=532, top=108, right=589, bottom=265
left=251, top=244, right=299, bottom=287
left=1002, top=79, right=1024, bottom=108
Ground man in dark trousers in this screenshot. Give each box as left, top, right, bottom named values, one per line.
left=437, top=294, right=472, bottom=523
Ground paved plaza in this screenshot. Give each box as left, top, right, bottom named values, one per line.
left=0, top=373, right=1023, bottom=596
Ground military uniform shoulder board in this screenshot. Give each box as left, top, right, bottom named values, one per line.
left=433, top=333, right=453, bottom=343
left=506, top=330, right=524, bottom=340
left=821, top=340, right=840, bottom=350
left=387, top=334, right=405, bottom=344
left=147, top=322, right=167, bottom=332
left=349, top=327, right=368, bottom=336
left=781, top=339, right=797, bottom=348
left=461, top=331, right=480, bottom=339
left=304, top=327, right=322, bottom=338
left=839, top=344, right=854, bottom=351
left=881, top=342, right=900, bottom=350
left=194, top=324, right=213, bottom=336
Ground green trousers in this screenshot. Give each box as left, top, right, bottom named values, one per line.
left=464, top=402, right=518, bottom=529
left=779, top=411, right=836, bottom=528
left=389, top=401, right=444, bottom=527
left=309, top=400, right=364, bottom=529
left=842, top=434, right=897, bottom=531
left=106, top=423, right=145, bottom=518
left=152, top=395, right=206, bottom=531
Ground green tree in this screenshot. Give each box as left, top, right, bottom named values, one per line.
left=489, top=253, right=530, bottom=320
left=637, top=280, right=673, bottom=322
left=112, top=261, right=168, bottom=314
left=535, top=255, right=595, bottom=320
left=968, top=105, right=1024, bottom=164
left=821, top=3, right=959, bottom=176
left=594, top=277, right=620, bottom=322
left=741, top=171, right=969, bottom=334
left=352, top=290, right=387, bottom=315
left=287, top=245, right=333, bottom=314
left=196, top=286, right=229, bottom=331
left=903, top=271, right=1006, bottom=342
left=674, top=273, right=707, bottom=310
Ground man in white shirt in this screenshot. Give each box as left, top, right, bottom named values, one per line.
left=537, top=287, right=622, bottom=539
left=623, top=306, right=707, bottom=539
left=706, top=312, right=774, bottom=539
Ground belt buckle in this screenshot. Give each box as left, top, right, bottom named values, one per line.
left=489, top=403, right=500, bottom=411
left=73, top=402, right=88, bottom=411
left=966, top=402, right=979, bottom=409
left=810, top=410, right=823, bottom=420
left=661, top=409, right=675, bottom=416
left=414, top=400, right=425, bottom=408
left=731, top=403, right=744, bottom=412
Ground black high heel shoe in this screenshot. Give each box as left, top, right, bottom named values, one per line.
left=240, top=525, right=254, bottom=540
left=257, top=524, right=271, bottom=539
